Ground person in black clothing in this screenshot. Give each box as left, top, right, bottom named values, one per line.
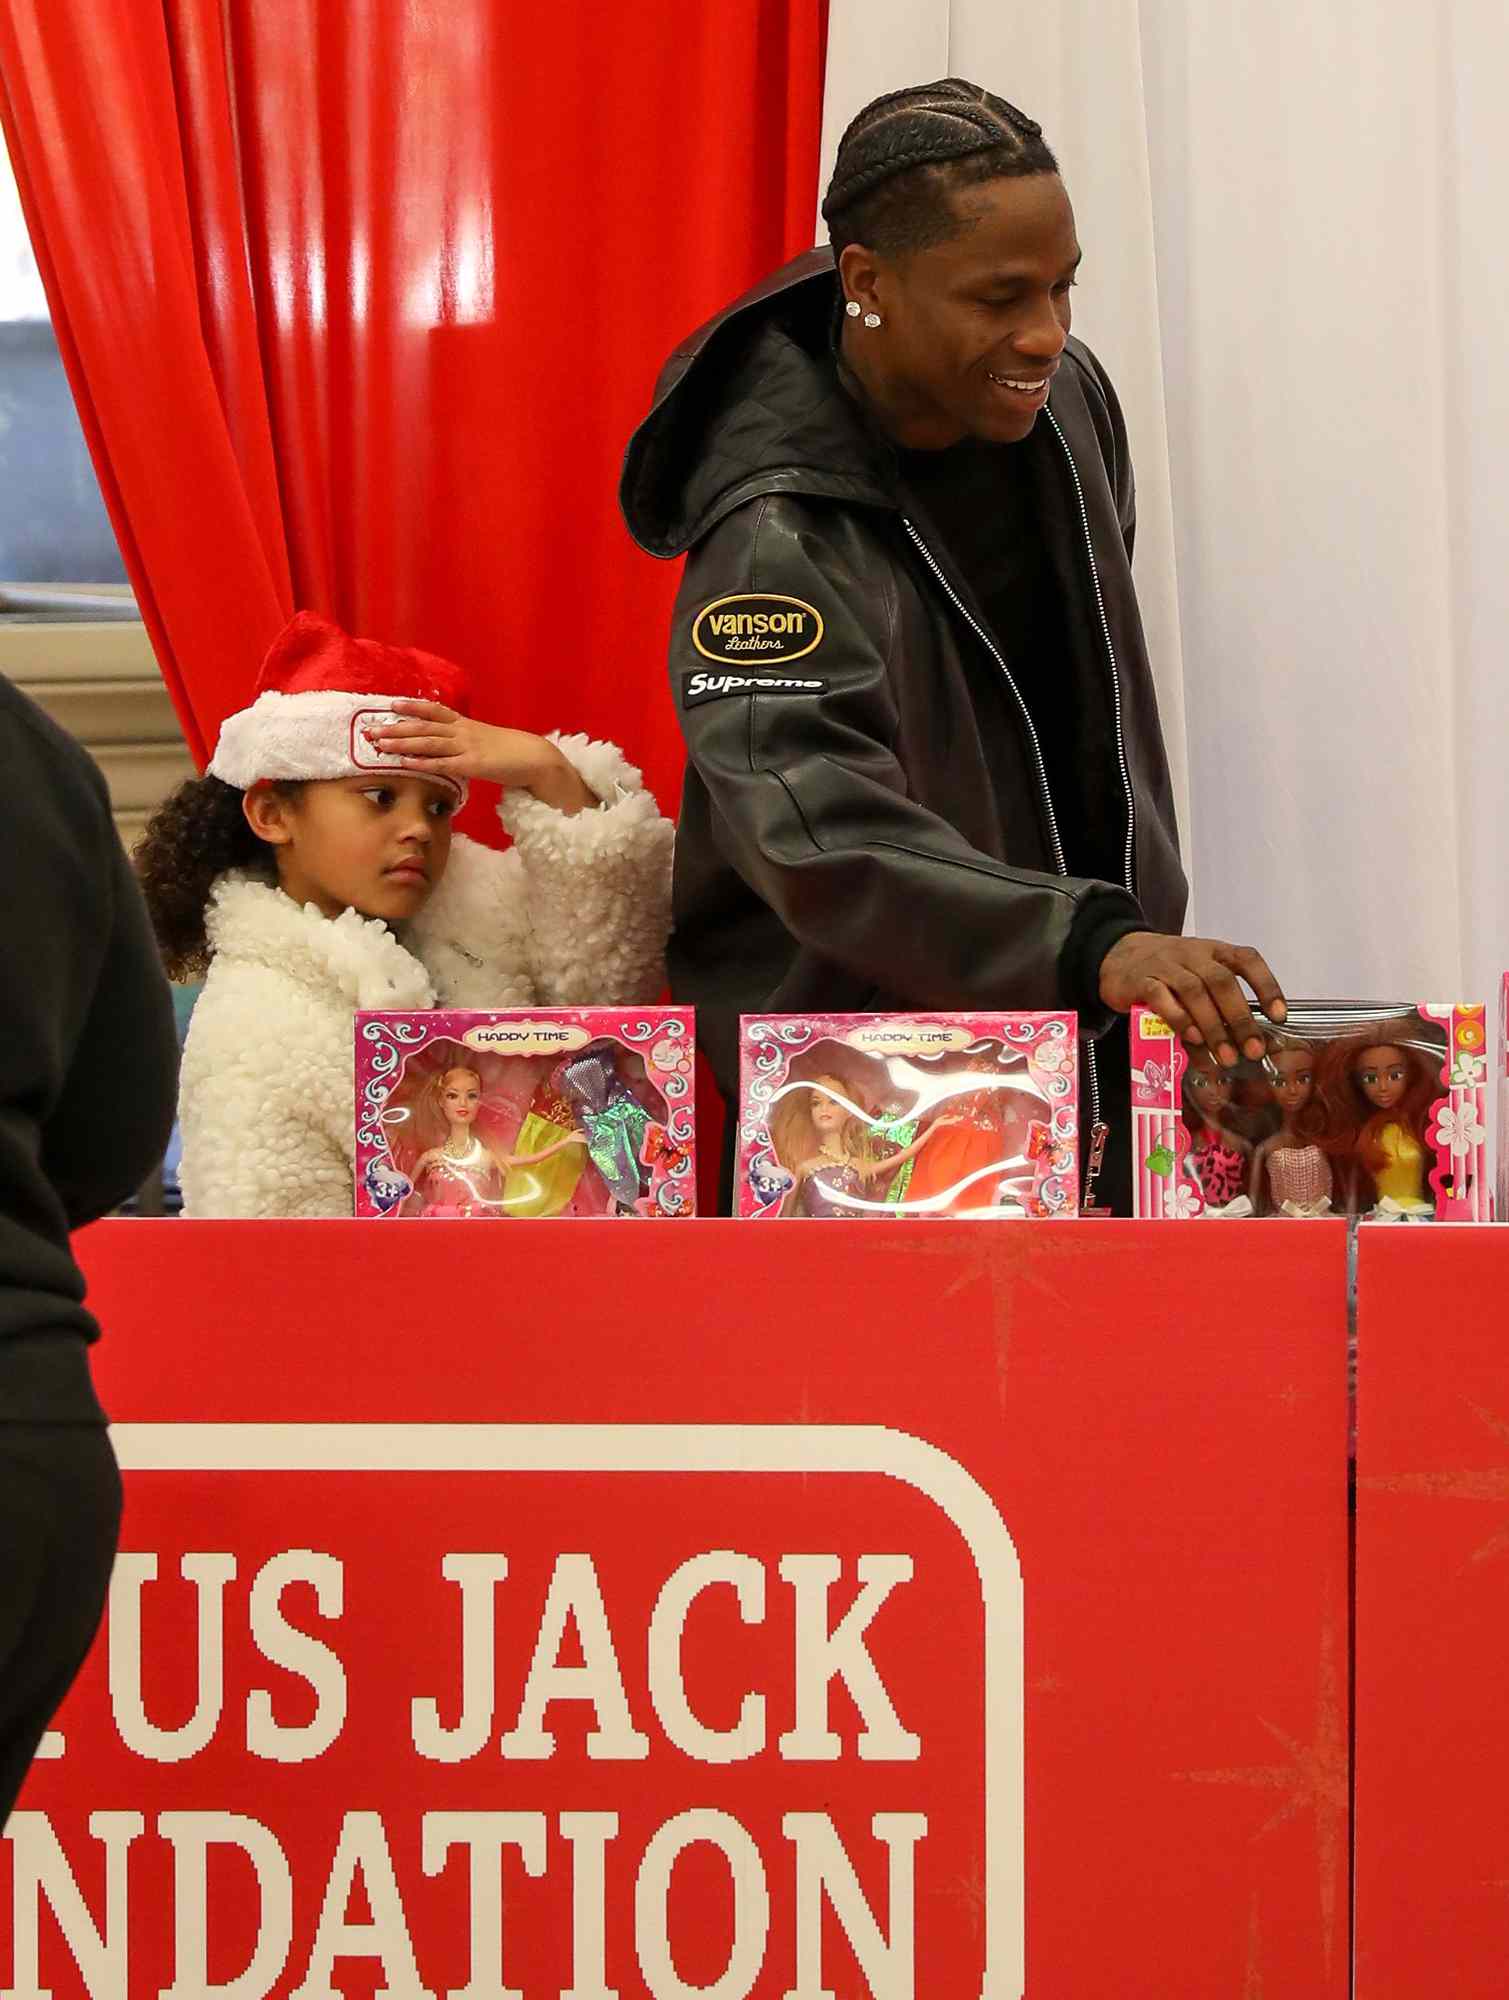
left=621, top=78, right=1287, bottom=1211
left=0, top=673, right=178, bottom=1823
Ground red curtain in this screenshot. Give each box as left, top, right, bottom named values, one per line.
left=0, top=0, right=827, bottom=827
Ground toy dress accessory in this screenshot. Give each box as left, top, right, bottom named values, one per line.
left=501, top=1079, right=588, bottom=1217
left=903, top=1084, right=1036, bottom=1215
left=558, top=1047, right=654, bottom=1209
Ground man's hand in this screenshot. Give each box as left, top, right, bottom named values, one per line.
left=365, top=701, right=595, bottom=814
left=1098, top=931, right=1286, bottom=1065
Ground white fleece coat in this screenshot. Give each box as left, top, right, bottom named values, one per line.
left=178, top=734, right=674, bottom=1218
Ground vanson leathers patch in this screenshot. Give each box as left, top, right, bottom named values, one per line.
left=691, top=593, right=824, bottom=664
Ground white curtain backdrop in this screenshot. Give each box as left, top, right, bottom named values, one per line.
left=820, top=0, right=1509, bottom=1015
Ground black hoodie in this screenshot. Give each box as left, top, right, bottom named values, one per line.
left=0, top=675, right=178, bottom=1421
left=621, top=249, right=1187, bottom=1202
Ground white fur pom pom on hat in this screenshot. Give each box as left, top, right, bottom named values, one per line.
left=206, top=610, right=473, bottom=805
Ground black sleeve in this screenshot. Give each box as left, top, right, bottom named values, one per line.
left=0, top=689, right=178, bottom=1232
left=670, top=495, right=1143, bottom=1025
left=44, top=804, right=180, bottom=1224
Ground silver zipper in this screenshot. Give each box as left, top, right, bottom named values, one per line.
left=901, top=513, right=1104, bottom=1139
left=1044, top=407, right=1137, bottom=897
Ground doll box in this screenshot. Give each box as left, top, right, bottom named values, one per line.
left=1130, top=1001, right=1488, bottom=1222
left=1499, top=973, right=1509, bottom=1224
left=354, top=1008, right=695, bottom=1218
left=737, top=1012, right=1079, bottom=1220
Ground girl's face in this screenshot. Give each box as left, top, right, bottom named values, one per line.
left=1271, top=1049, right=1316, bottom=1116
left=440, top=1069, right=481, bottom=1129
left=245, top=775, right=456, bottom=923
left=1354, top=1045, right=1410, bottom=1112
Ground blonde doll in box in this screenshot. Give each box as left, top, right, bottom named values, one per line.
left=403, top=1061, right=585, bottom=1218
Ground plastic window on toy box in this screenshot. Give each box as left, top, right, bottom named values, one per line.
left=1130, top=1002, right=1488, bottom=1222
left=355, top=1012, right=695, bottom=1218
left=739, top=1014, right=1079, bottom=1219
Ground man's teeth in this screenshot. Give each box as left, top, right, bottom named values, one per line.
left=988, top=373, right=1044, bottom=391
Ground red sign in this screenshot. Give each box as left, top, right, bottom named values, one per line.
left=7, top=1219, right=1349, bottom=1997
left=1355, top=1229, right=1509, bottom=1998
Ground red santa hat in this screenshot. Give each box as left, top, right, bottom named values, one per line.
left=207, top=611, right=474, bottom=805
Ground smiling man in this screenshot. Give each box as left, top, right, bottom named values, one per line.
left=621, top=78, right=1285, bottom=1212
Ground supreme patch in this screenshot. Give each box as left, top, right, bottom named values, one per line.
left=681, top=670, right=829, bottom=708
left=691, top=593, right=824, bottom=664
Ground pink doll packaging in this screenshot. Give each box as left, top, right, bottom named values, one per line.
left=737, top=1012, right=1079, bottom=1219
left=1131, top=1001, right=1488, bottom=1222
left=354, top=1009, right=695, bottom=1218
left=1499, top=973, right=1509, bottom=1222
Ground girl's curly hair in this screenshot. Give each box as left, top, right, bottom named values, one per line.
left=134, top=775, right=302, bottom=981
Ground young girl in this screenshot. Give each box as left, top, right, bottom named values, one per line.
left=136, top=611, right=673, bottom=1217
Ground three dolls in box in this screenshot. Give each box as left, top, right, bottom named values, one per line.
left=1132, top=1002, right=1488, bottom=1221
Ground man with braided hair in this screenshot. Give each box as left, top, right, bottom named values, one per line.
left=622, top=78, right=1287, bottom=1212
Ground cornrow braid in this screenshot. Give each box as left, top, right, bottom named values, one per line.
left=823, top=77, right=1058, bottom=260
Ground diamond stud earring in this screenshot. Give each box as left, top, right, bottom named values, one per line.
left=863, top=312, right=882, bottom=329
left=844, top=299, right=861, bottom=319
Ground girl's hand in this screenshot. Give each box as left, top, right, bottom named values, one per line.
left=365, top=702, right=595, bottom=814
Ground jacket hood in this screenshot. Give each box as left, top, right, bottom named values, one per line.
left=620, top=248, right=899, bottom=559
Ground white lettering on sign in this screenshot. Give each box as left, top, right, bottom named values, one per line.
left=784, top=1813, right=928, bottom=2000
left=108, top=1553, right=237, bottom=1762
left=245, top=1552, right=348, bottom=1763
left=3, top=1809, right=930, bottom=1999
left=3, top=1812, right=142, bottom=2000
left=421, top=1813, right=546, bottom=2000
left=15, top=1421, right=1026, bottom=1992
left=648, top=1552, right=767, bottom=1763
left=411, top=1554, right=512, bottom=1762
left=778, top=1557, right=922, bottom=1763
left=559, top=1814, right=619, bottom=2000
left=635, top=1810, right=770, bottom=2000
left=499, top=1555, right=651, bottom=1761
left=159, top=1812, right=293, bottom=2000
left=289, top=1811, right=430, bottom=2000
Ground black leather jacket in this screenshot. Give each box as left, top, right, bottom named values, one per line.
left=621, top=248, right=1187, bottom=1122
